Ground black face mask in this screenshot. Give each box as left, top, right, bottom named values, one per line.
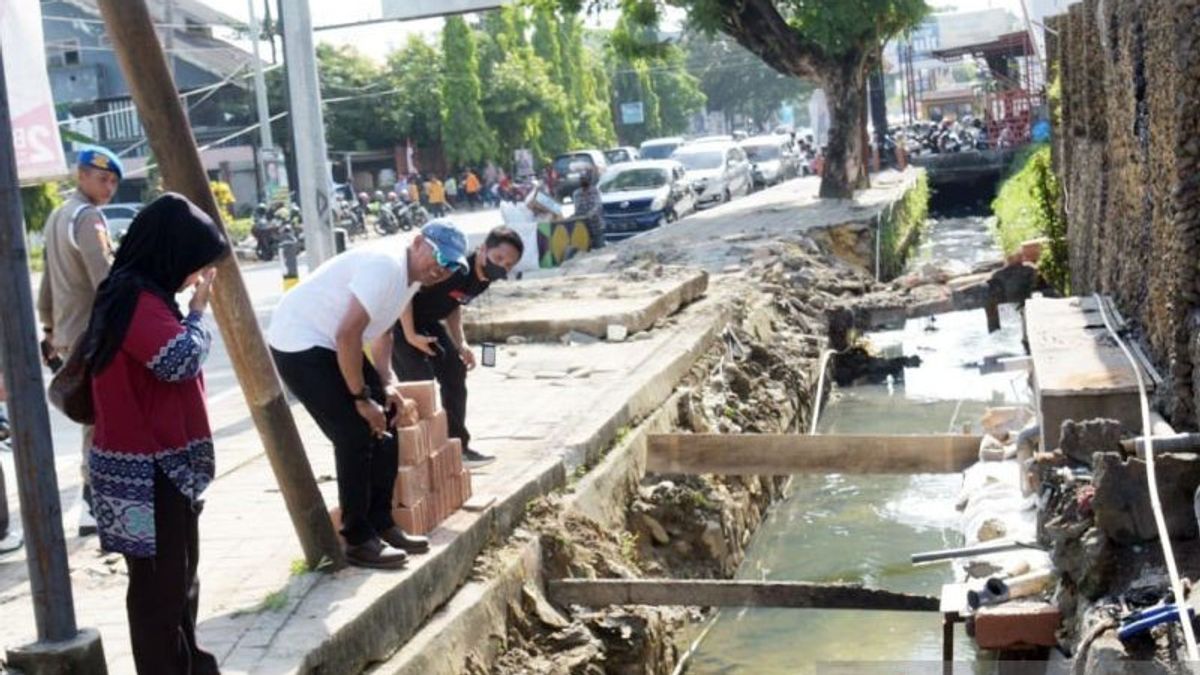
left=483, top=259, right=508, bottom=281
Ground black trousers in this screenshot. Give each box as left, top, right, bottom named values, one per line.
left=391, top=323, right=471, bottom=450
left=125, top=470, right=218, bottom=675
left=272, top=347, right=398, bottom=545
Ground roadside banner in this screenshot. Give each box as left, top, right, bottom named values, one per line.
left=1, top=0, right=68, bottom=182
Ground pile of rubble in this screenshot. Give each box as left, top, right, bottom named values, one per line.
left=484, top=237, right=882, bottom=674
left=1033, top=419, right=1200, bottom=672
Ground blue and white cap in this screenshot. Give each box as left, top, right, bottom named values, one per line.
left=421, top=220, right=469, bottom=273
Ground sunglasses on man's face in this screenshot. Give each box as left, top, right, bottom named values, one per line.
left=432, top=246, right=464, bottom=274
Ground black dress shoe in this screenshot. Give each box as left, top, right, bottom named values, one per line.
left=345, top=538, right=408, bottom=569
left=380, top=527, right=430, bottom=554
left=463, top=448, right=495, bottom=467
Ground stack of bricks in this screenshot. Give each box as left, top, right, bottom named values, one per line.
left=391, top=381, right=472, bottom=535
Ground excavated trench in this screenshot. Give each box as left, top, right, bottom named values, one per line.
left=465, top=241, right=874, bottom=675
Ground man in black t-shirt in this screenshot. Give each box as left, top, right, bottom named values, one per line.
left=392, top=226, right=525, bottom=466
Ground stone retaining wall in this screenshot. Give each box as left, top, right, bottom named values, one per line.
left=1048, top=0, right=1200, bottom=427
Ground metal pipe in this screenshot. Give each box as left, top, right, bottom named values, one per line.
left=1120, top=433, right=1200, bottom=456
left=911, top=540, right=1045, bottom=565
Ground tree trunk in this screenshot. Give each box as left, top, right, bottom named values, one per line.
left=818, top=61, right=869, bottom=199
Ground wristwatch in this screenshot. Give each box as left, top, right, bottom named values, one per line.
left=351, top=387, right=372, bottom=402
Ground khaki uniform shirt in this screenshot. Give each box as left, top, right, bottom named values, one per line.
left=37, top=190, right=113, bottom=352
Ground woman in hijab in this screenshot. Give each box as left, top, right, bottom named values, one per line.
left=82, top=192, right=228, bottom=675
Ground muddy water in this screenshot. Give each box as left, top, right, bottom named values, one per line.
left=687, top=216, right=1032, bottom=674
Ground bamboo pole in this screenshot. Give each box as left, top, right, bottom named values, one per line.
left=547, top=579, right=939, bottom=612
left=95, top=0, right=344, bottom=569
left=647, top=433, right=982, bottom=475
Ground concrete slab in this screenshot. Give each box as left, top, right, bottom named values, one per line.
left=463, top=269, right=708, bottom=342
left=1027, top=296, right=1159, bottom=448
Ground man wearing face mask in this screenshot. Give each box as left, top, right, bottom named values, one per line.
left=392, top=226, right=525, bottom=467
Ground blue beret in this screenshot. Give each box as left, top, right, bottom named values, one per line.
left=77, top=147, right=124, bottom=180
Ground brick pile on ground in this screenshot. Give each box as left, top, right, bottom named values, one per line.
left=391, top=380, right=472, bottom=535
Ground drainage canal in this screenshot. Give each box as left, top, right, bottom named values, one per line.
left=684, top=201, right=1029, bottom=673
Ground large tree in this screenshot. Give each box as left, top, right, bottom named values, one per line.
left=441, top=16, right=497, bottom=167
left=569, top=0, right=928, bottom=198
left=384, top=36, right=444, bottom=150
left=684, top=33, right=812, bottom=132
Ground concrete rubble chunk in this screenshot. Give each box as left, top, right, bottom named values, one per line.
left=1059, top=418, right=1124, bottom=467
left=1092, top=451, right=1200, bottom=544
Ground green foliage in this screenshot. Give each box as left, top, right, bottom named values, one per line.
left=384, top=36, right=444, bottom=149
left=209, top=180, right=236, bottom=218
left=531, top=5, right=565, bottom=86
left=441, top=17, right=497, bottom=167
left=685, top=0, right=928, bottom=61
left=20, top=181, right=62, bottom=234
left=683, top=33, right=811, bottom=130
left=258, top=589, right=288, bottom=612
left=289, top=559, right=310, bottom=576
left=992, top=143, right=1069, bottom=293
left=586, top=0, right=928, bottom=198
left=226, top=217, right=253, bottom=244
left=650, top=46, right=707, bottom=136
left=28, top=244, right=44, bottom=273
left=314, top=44, right=393, bottom=151
left=877, top=171, right=929, bottom=279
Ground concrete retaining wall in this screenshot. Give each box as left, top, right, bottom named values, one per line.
left=1048, top=0, right=1200, bottom=427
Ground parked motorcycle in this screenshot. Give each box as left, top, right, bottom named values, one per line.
left=393, top=200, right=428, bottom=231
left=335, top=196, right=367, bottom=238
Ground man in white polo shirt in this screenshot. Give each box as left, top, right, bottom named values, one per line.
left=269, top=222, right=468, bottom=569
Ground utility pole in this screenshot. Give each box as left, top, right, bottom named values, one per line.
left=279, top=0, right=336, bottom=268
left=96, top=0, right=346, bottom=570
left=247, top=0, right=274, bottom=204
left=0, top=47, right=107, bottom=673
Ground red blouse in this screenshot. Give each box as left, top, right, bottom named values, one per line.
left=89, top=291, right=214, bottom=557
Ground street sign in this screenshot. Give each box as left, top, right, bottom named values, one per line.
left=620, top=102, right=645, bottom=125
left=381, top=0, right=506, bottom=21
left=1, top=0, right=68, bottom=183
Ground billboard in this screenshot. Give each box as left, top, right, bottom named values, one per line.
left=620, top=102, right=645, bottom=125
left=1, top=0, right=68, bottom=182
left=381, top=0, right=506, bottom=21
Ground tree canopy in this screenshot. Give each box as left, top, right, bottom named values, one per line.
left=571, top=0, right=929, bottom=198
left=440, top=16, right=497, bottom=168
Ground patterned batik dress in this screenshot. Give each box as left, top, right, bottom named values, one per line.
left=89, top=290, right=214, bottom=557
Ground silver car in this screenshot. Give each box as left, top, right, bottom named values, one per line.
left=670, top=142, right=753, bottom=206
left=100, top=202, right=142, bottom=242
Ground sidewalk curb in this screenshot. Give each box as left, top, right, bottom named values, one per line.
left=275, top=292, right=733, bottom=674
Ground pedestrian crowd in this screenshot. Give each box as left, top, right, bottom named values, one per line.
left=4, top=145, right=526, bottom=673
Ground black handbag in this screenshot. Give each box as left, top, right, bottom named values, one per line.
left=48, top=340, right=94, bottom=425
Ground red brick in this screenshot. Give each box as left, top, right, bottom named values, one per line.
left=397, top=425, right=424, bottom=466
left=427, top=409, right=449, bottom=450
left=394, top=464, right=430, bottom=507
left=973, top=602, right=1062, bottom=649
left=398, top=380, right=439, bottom=419
left=443, top=438, right=464, bottom=477
left=427, top=449, right=442, bottom=487
left=460, top=470, right=472, bottom=502
left=392, top=503, right=422, bottom=534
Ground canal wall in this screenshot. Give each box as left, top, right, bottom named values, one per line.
left=1046, top=0, right=1200, bottom=427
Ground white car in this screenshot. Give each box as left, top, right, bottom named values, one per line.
left=100, top=202, right=142, bottom=242
left=638, top=136, right=687, bottom=160
left=742, top=135, right=800, bottom=187
left=598, top=160, right=697, bottom=241
left=670, top=142, right=753, bottom=206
